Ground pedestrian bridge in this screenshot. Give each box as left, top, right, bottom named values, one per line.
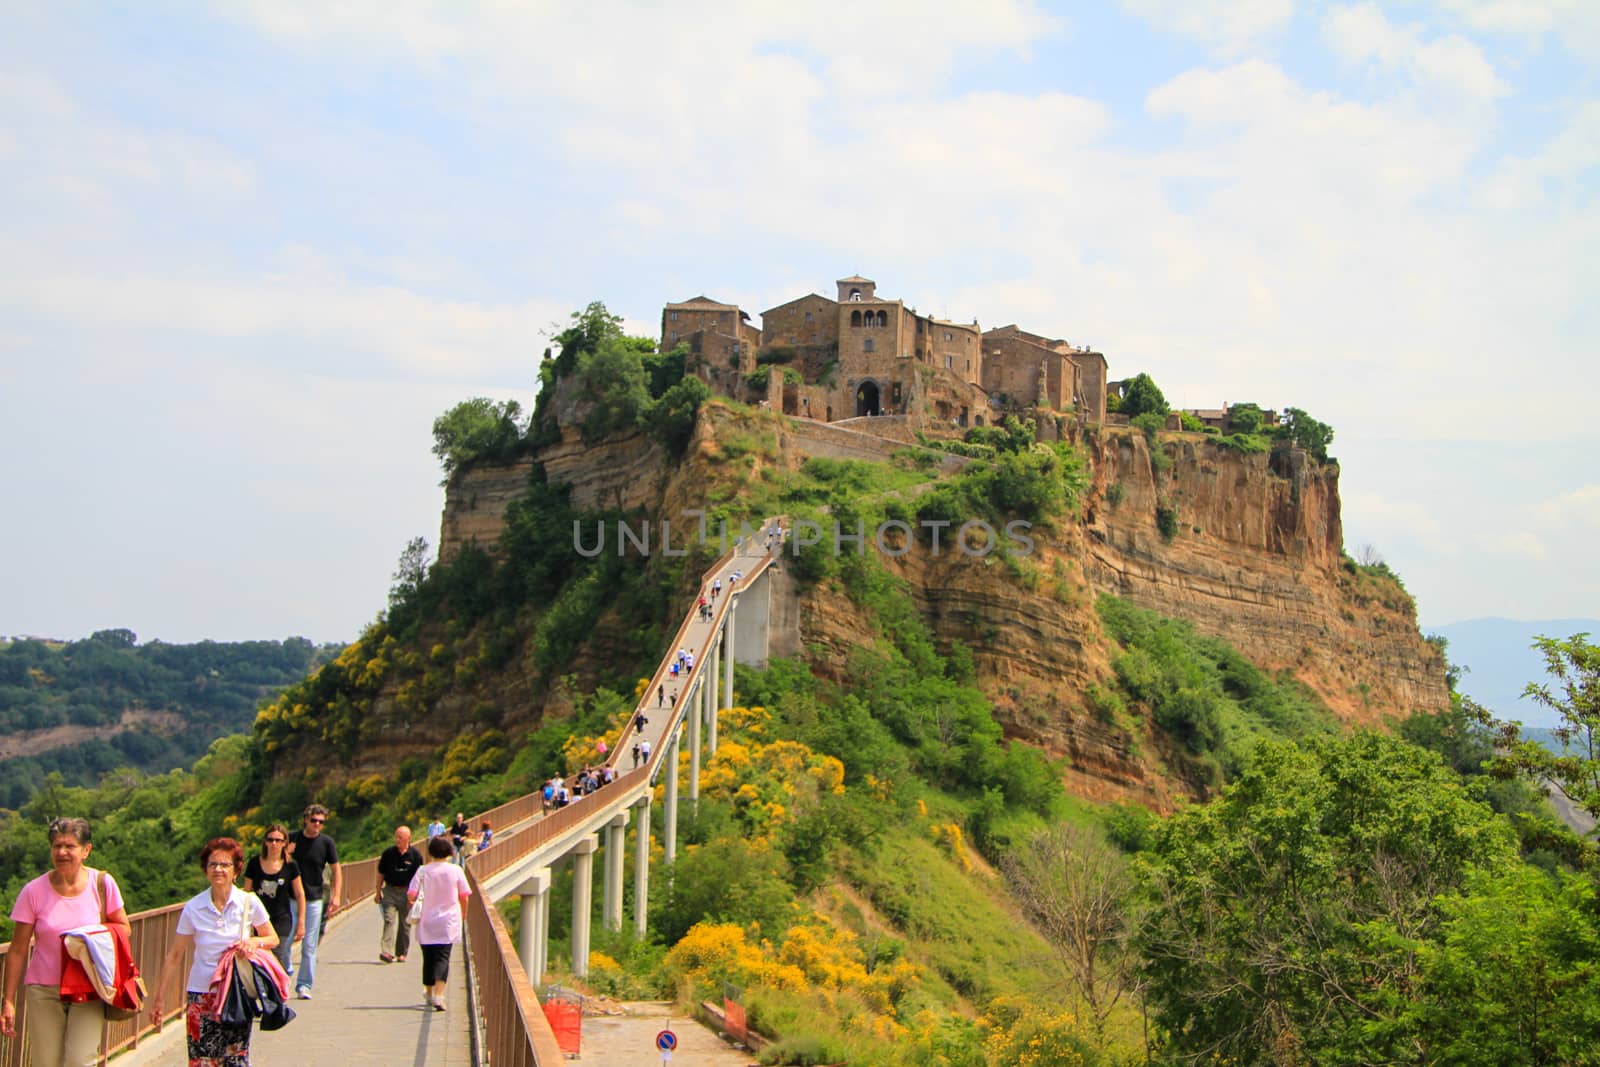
left=0, top=521, right=786, bottom=1066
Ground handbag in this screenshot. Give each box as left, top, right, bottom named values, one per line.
left=407, top=883, right=424, bottom=926
left=218, top=893, right=296, bottom=1030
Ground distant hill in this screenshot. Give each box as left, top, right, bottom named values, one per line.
left=0, top=630, right=339, bottom=807
left=1427, top=618, right=1600, bottom=727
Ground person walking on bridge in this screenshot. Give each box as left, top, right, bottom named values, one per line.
left=1, top=816, right=129, bottom=1067
left=244, top=822, right=303, bottom=977
left=286, top=804, right=341, bottom=999
left=376, top=825, right=423, bottom=963
left=407, top=837, right=471, bottom=1012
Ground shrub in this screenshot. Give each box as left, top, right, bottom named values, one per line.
left=1155, top=503, right=1179, bottom=542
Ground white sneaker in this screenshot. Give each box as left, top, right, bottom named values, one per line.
left=297, top=988, right=312, bottom=1000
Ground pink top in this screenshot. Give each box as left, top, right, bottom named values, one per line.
left=9, top=869, right=125, bottom=985
left=407, top=862, right=470, bottom=946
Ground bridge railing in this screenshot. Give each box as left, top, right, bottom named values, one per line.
left=464, top=863, right=566, bottom=1067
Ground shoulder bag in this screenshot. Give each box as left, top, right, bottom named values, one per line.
left=94, top=870, right=148, bottom=1021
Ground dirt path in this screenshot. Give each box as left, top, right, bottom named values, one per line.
left=580, top=1001, right=757, bottom=1066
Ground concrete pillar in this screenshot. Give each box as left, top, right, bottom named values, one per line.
left=688, top=679, right=702, bottom=815
left=733, top=570, right=770, bottom=667
left=709, top=633, right=721, bottom=756
left=570, top=835, right=598, bottom=979
left=717, top=604, right=734, bottom=754
left=602, top=812, right=628, bottom=932
left=663, top=732, right=680, bottom=866
left=633, top=796, right=651, bottom=938
left=517, top=867, right=551, bottom=987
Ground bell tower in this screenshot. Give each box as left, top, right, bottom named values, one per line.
left=836, top=275, right=876, bottom=303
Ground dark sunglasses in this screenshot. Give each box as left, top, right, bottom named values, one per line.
left=307, top=817, right=326, bottom=824
left=264, top=836, right=286, bottom=843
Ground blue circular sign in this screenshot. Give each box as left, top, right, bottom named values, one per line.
left=656, top=1029, right=678, bottom=1051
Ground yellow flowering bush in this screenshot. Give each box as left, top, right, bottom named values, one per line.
left=979, top=996, right=1099, bottom=1067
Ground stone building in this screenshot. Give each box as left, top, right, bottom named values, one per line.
left=661, top=275, right=1108, bottom=435
left=982, top=325, right=1107, bottom=425
left=660, top=296, right=762, bottom=392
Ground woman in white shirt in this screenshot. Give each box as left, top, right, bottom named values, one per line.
left=150, top=837, right=278, bottom=1065
left=407, top=836, right=471, bottom=1011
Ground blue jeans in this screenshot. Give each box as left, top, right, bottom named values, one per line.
left=289, top=898, right=325, bottom=991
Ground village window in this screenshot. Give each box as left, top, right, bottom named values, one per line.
left=670, top=311, right=678, bottom=320
left=804, top=311, right=812, bottom=322
left=851, top=309, right=862, bottom=327
left=864, top=338, right=875, bottom=352
left=945, top=355, right=953, bottom=369
left=876, top=310, right=888, bottom=328
left=670, top=332, right=678, bottom=342
left=965, top=359, right=971, bottom=372
left=850, top=289, right=862, bottom=301
left=944, top=331, right=953, bottom=341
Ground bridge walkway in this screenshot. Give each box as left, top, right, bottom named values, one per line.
left=117, top=896, right=472, bottom=1066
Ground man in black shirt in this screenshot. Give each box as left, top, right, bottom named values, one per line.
left=374, top=824, right=423, bottom=962
left=449, top=813, right=470, bottom=865
left=287, top=803, right=341, bottom=999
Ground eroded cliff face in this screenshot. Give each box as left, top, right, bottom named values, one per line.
left=1079, top=430, right=1446, bottom=726
left=421, top=407, right=1445, bottom=809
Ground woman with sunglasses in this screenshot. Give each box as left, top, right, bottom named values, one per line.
left=243, top=824, right=304, bottom=976
left=151, top=838, right=278, bottom=1065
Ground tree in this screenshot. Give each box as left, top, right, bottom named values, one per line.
left=1481, top=633, right=1600, bottom=819
left=388, top=536, right=432, bottom=612
left=1407, top=864, right=1600, bottom=1063
left=577, top=335, right=651, bottom=441
left=1226, top=401, right=1265, bottom=435
left=1277, top=407, right=1334, bottom=462
left=1118, top=373, right=1169, bottom=418
left=1137, top=733, right=1517, bottom=1065
left=430, top=397, right=525, bottom=482
left=1002, top=823, right=1138, bottom=1042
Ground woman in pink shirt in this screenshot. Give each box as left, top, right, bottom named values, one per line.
left=1, top=816, right=130, bottom=1067
left=406, top=836, right=471, bottom=1011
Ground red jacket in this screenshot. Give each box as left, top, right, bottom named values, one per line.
left=60, top=923, right=143, bottom=1011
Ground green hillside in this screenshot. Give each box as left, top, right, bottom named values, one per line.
left=0, top=631, right=336, bottom=807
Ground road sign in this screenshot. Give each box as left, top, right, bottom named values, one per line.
left=656, top=1029, right=678, bottom=1052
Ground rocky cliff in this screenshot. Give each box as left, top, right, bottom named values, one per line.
left=428, top=407, right=1446, bottom=810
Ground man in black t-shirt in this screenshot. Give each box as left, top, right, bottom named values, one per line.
left=374, top=824, right=423, bottom=962
left=449, top=813, right=470, bottom=865
left=287, top=803, right=341, bottom=999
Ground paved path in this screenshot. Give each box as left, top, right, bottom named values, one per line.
left=582, top=1002, right=755, bottom=1066
left=119, top=898, right=472, bottom=1066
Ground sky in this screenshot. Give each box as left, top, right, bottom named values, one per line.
left=1, top=1, right=1596, bottom=646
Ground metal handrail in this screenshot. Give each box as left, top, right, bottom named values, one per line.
left=463, top=863, right=565, bottom=1067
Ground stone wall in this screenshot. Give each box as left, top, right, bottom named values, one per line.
left=761, top=294, right=839, bottom=349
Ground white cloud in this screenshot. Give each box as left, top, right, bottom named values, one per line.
left=1119, top=0, right=1294, bottom=55
left=1323, top=3, right=1508, bottom=100
left=1537, top=485, right=1600, bottom=530
left=1474, top=530, right=1548, bottom=560
left=1345, top=490, right=1450, bottom=544
left=1437, top=0, right=1600, bottom=59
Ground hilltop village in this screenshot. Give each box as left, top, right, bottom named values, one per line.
left=661, top=274, right=1111, bottom=436
left=660, top=274, right=1272, bottom=440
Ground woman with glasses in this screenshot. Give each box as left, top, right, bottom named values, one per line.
left=151, top=837, right=277, bottom=1066
left=243, top=824, right=304, bottom=976
left=1, top=816, right=129, bottom=1067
